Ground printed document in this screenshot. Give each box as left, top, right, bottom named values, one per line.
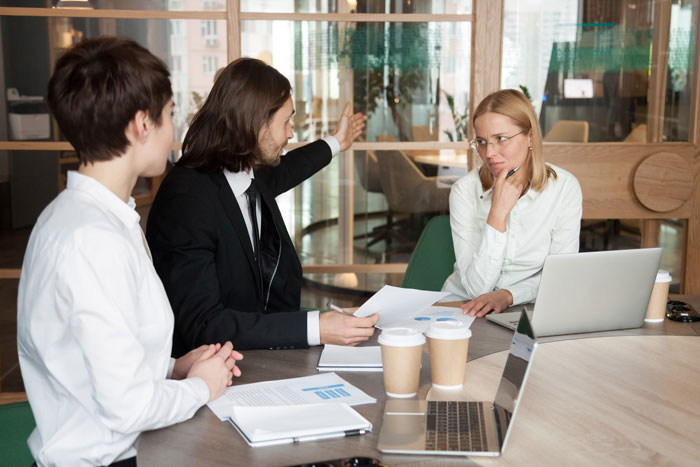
left=387, top=305, right=475, bottom=333
left=353, top=285, right=451, bottom=328
left=207, top=372, right=376, bottom=421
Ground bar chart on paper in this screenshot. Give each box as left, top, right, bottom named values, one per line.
left=303, top=383, right=354, bottom=400
left=207, top=373, right=376, bottom=420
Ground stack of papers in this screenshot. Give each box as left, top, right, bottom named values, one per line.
left=317, top=345, right=382, bottom=372
left=207, top=373, right=375, bottom=447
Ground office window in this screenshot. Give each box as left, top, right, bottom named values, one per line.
left=0, top=0, right=225, bottom=10
left=201, top=19, right=218, bottom=47
left=203, top=0, right=223, bottom=10
left=502, top=0, right=698, bottom=143
left=241, top=0, right=473, bottom=14
left=664, top=0, right=698, bottom=141
left=171, top=55, right=181, bottom=72
left=202, top=55, right=218, bottom=75
left=241, top=18, right=471, bottom=270
left=242, top=20, right=470, bottom=144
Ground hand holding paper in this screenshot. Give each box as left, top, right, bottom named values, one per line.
left=353, top=285, right=451, bottom=328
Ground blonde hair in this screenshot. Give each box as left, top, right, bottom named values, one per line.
left=473, top=89, right=556, bottom=191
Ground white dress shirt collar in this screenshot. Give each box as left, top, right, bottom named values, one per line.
left=67, top=170, right=139, bottom=228
left=224, top=167, right=255, bottom=197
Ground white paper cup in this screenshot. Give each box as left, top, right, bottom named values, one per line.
left=426, top=321, right=471, bottom=389
left=645, top=270, right=672, bottom=322
left=378, top=328, right=425, bottom=398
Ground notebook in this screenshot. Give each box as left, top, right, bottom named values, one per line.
left=317, top=345, right=383, bottom=372
left=230, top=403, right=371, bottom=447
left=377, top=310, right=537, bottom=456
left=486, top=248, right=662, bottom=337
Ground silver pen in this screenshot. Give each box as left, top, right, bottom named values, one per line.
left=326, top=302, right=355, bottom=317
left=480, top=165, right=522, bottom=200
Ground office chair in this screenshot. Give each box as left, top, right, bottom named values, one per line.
left=401, top=215, right=455, bottom=291
left=543, top=120, right=589, bottom=143
left=375, top=149, right=450, bottom=253
left=353, top=150, right=394, bottom=247
left=0, top=400, right=36, bottom=466
left=623, top=123, right=647, bottom=142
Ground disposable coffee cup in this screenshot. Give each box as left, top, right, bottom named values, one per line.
left=378, top=328, right=425, bottom=398
left=426, top=321, right=471, bottom=389
left=645, top=270, right=672, bottom=322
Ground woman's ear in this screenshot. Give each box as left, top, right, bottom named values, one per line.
left=124, top=110, right=150, bottom=146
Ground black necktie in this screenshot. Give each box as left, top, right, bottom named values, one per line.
left=245, top=180, right=260, bottom=259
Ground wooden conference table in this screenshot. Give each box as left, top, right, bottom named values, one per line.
left=138, top=295, right=700, bottom=466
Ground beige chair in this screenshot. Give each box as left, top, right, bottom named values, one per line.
left=623, top=123, right=647, bottom=142
left=373, top=149, right=450, bottom=251
left=410, top=125, right=437, bottom=156
left=354, top=150, right=398, bottom=247
left=543, top=120, right=589, bottom=143
left=411, top=125, right=434, bottom=142
left=376, top=149, right=450, bottom=215
left=354, top=150, right=383, bottom=195
left=376, top=134, right=396, bottom=143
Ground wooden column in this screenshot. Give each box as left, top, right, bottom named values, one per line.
left=639, top=0, right=672, bottom=251
left=227, top=0, right=240, bottom=62
left=470, top=0, right=503, bottom=119
left=684, top=10, right=700, bottom=294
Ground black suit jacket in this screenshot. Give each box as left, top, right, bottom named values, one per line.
left=146, top=140, right=332, bottom=357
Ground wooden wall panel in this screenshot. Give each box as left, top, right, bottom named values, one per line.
left=544, top=144, right=697, bottom=219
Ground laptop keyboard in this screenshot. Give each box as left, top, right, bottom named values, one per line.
left=425, top=401, right=487, bottom=452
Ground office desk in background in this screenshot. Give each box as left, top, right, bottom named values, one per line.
left=138, top=295, right=700, bottom=467
left=413, top=153, right=469, bottom=169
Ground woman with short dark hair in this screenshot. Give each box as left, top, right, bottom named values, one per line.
left=18, top=36, right=242, bottom=467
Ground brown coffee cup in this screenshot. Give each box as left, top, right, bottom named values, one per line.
left=378, top=328, right=425, bottom=398
left=645, top=270, right=672, bottom=322
left=426, top=321, right=471, bottom=389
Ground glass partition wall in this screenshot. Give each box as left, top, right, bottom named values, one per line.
left=1, top=0, right=699, bottom=396
left=0, top=0, right=699, bottom=299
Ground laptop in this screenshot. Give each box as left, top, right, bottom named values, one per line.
left=377, top=310, right=537, bottom=457
left=486, top=248, right=662, bottom=337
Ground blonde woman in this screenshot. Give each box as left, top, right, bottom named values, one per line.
left=442, top=89, right=583, bottom=317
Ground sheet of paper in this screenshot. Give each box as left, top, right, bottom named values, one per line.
left=386, top=305, right=475, bottom=333
left=207, top=372, right=376, bottom=420
left=353, top=285, right=450, bottom=328
left=317, top=345, right=382, bottom=371
left=230, top=403, right=371, bottom=446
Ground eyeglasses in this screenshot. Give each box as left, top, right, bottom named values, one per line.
left=470, top=130, right=526, bottom=153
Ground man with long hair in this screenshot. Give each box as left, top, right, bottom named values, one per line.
left=147, top=58, right=378, bottom=355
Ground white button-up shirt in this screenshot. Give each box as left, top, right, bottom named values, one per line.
left=17, top=171, right=209, bottom=467
left=442, top=164, right=583, bottom=304
left=223, top=135, right=340, bottom=346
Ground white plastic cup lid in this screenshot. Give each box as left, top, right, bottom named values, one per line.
left=425, top=321, right=471, bottom=340
left=378, top=327, right=426, bottom=347
left=656, top=270, right=672, bottom=282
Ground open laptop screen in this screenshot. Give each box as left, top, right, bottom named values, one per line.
left=493, top=311, right=537, bottom=449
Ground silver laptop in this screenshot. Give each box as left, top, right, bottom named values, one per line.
left=377, top=310, right=537, bottom=457
left=486, top=248, right=662, bottom=336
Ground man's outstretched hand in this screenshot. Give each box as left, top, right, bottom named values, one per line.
left=332, top=101, right=365, bottom=152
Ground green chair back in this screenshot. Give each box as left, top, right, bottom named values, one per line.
left=0, top=401, right=36, bottom=466
left=401, top=215, right=455, bottom=291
